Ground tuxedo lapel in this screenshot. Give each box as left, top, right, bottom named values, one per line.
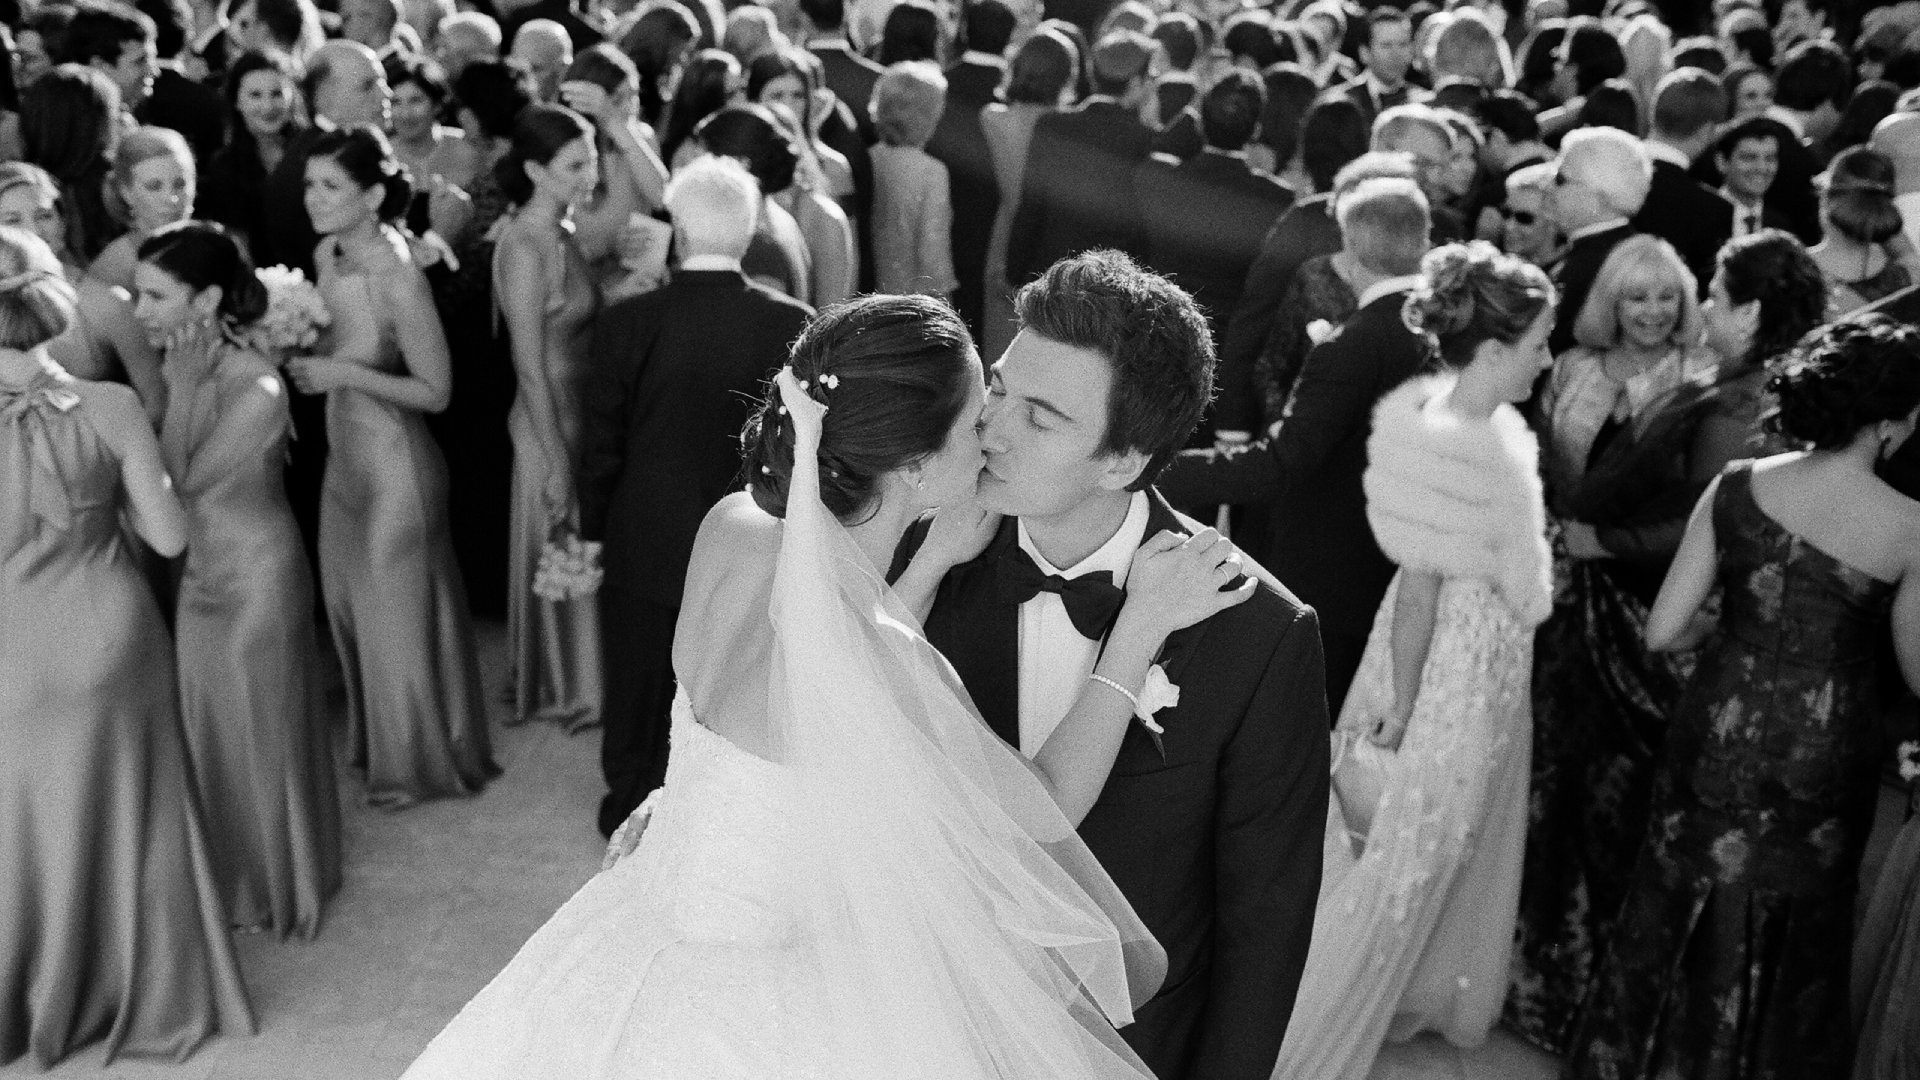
left=933, top=519, right=1023, bottom=748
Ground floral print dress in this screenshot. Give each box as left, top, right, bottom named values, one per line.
left=1566, top=462, right=1895, bottom=1080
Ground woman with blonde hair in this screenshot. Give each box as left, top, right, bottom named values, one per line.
left=0, top=162, right=164, bottom=421
left=89, top=126, right=197, bottom=291
left=0, top=223, right=254, bottom=1067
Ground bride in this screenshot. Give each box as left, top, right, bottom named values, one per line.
left=404, top=293, right=1251, bottom=1079
left=1275, top=243, right=1557, bottom=1079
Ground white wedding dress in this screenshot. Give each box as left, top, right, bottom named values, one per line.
left=404, top=371, right=1163, bottom=1080
left=1274, top=377, right=1553, bottom=1080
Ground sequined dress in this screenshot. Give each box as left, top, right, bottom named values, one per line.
left=401, top=691, right=832, bottom=1080
left=1274, top=379, right=1547, bottom=1079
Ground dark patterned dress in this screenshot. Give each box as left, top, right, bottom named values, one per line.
left=1254, top=254, right=1356, bottom=428
left=1566, top=462, right=1895, bottom=1080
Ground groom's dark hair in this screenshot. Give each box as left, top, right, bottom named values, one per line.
left=1014, top=250, right=1214, bottom=491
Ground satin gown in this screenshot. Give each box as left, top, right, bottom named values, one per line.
left=498, top=222, right=602, bottom=731
left=162, top=347, right=343, bottom=938
left=317, top=241, right=498, bottom=809
left=0, top=360, right=254, bottom=1067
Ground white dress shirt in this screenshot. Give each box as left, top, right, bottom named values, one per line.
left=1014, top=492, right=1150, bottom=757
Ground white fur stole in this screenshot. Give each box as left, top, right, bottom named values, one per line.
left=1363, top=374, right=1553, bottom=628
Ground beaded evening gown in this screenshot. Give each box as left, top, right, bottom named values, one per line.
left=1276, top=378, right=1551, bottom=1080
left=162, top=347, right=342, bottom=938
left=0, top=360, right=254, bottom=1067
left=497, top=219, right=603, bottom=731
left=316, top=237, right=498, bottom=809
left=1567, top=463, right=1896, bottom=1080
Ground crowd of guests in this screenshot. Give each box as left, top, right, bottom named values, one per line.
left=1, top=0, right=1918, bottom=1073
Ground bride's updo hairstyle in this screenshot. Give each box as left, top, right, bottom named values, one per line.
left=745, top=294, right=977, bottom=523
left=494, top=103, right=596, bottom=206
left=136, top=221, right=270, bottom=326
left=1764, top=313, right=1920, bottom=450
left=1402, top=240, right=1554, bottom=370
left=307, top=125, right=413, bottom=222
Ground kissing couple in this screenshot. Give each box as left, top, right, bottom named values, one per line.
left=401, top=251, right=1330, bottom=1080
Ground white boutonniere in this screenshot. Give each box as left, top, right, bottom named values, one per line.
left=1900, top=740, right=1920, bottom=784
left=1136, top=664, right=1180, bottom=759
left=1306, top=319, right=1336, bottom=346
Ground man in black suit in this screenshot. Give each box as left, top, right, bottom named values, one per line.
left=1326, top=7, right=1424, bottom=128
left=1711, top=117, right=1797, bottom=238
left=1634, top=68, right=1734, bottom=294
left=1219, top=104, right=1457, bottom=436
left=580, top=157, right=814, bottom=836
left=1545, top=126, right=1649, bottom=357
left=927, top=0, right=1014, bottom=341
left=800, top=0, right=883, bottom=143
left=895, top=251, right=1327, bottom=1080
left=1135, top=70, right=1295, bottom=352
left=1159, top=177, right=1431, bottom=713
left=1005, top=30, right=1157, bottom=286
left=1688, top=43, right=1830, bottom=245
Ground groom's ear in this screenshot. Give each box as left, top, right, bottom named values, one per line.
left=1094, top=446, right=1151, bottom=492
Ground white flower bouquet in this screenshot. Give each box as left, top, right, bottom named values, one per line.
left=243, top=265, right=331, bottom=362
left=532, top=522, right=603, bottom=601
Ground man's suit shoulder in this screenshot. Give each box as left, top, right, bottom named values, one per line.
left=600, top=274, right=812, bottom=329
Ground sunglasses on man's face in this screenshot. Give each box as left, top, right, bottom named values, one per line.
left=1504, top=207, right=1540, bottom=226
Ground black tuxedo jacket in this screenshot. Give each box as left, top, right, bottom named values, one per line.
left=1632, top=158, right=1732, bottom=295
left=1135, top=148, right=1295, bottom=354
left=810, top=39, right=884, bottom=144
left=907, top=490, right=1328, bottom=1080
left=578, top=268, right=813, bottom=608
left=1007, top=98, right=1156, bottom=285
left=1217, top=194, right=1341, bottom=435
left=926, top=57, right=1004, bottom=337
left=1159, top=286, right=1429, bottom=646
left=1549, top=223, right=1638, bottom=356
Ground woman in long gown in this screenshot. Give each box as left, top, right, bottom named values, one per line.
left=981, top=27, right=1075, bottom=361
left=1508, top=230, right=1831, bottom=1052
left=286, top=124, right=497, bottom=809
left=493, top=104, right=603, bottom=731
left=133, top=221, right=342, bottom=939
left=403, top=288, right=1256, bottom=1079
left=0, top=225, right=254, bottom=1067
left=1567, top=313, right=1920, bottom=1079
left=1275, top=243, right=1556, bottom=1080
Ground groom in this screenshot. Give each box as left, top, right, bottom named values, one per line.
left=895, top=251, right=1329, bottom=1080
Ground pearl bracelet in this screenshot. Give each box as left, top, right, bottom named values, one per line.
left=1087, top=673, right=1141, bottom=715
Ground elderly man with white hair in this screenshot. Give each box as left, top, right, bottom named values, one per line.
left=434, top=10, right=501, bottom=80
left=1544, top=125, right=1651, bottom=355
left=510, top=18, right=573, bottom=102
left=579, top=156, right=815, bottom=838
left=1871, top=110, right=1920, bottom=252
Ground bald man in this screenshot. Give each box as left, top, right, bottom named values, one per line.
left=1872, top=111, right=1920, bottom=252
left=509, top=19, right=572, bottom=102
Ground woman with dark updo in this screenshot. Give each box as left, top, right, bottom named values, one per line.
left=1569, top=312, right=1920, bottom=1079
left=1809, top=146, right=1915, bottom=315
left=286, top=125, right=496, bottom=809
left=1280, top=242, right=1557, bottom=1079
left=492, top=103, right=603, bottom=731
left=132, top=221, right=341, bottom=938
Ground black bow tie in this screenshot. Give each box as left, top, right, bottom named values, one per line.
left=996, top=545, right=1125, bottom=640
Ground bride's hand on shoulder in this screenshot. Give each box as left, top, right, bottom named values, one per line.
left=919, top=498, right=1001, bottom=571
left=1118, top=528, right=1256, bottom=641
